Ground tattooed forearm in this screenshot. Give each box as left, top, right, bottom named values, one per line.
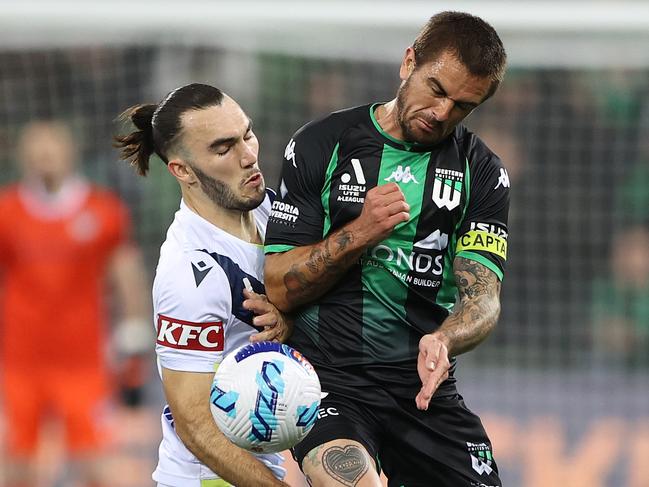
left=436, top=257, right=501, bottom=356
left=281, top=228, right=365, bottom=307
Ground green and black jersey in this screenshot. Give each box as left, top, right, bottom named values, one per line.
left=265, top=104, right=510, bottom=398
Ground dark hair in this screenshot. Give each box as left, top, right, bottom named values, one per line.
left=412, top=11, right=507, bottom=99
left=114, top=83, right=225, bottom=176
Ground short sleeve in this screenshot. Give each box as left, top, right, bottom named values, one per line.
left=154, top=250, right=231, bottom=373
left=264, top=127, right=333, bottom=253
left=456, top=154, right=510, bottom=280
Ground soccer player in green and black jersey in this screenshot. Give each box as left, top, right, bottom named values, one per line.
left=265, top=12, right=509, bottom=487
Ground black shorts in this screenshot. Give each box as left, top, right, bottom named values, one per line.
left=292, top=385, right=501, bottom=487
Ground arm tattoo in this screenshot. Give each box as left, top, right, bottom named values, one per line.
left=283, top=228, right=361, bottom=305
left=322, top=445, right=370, bottom=486
left=438, top=257, right=501, bottom=356
left=455, top=257, right=499, bottom=300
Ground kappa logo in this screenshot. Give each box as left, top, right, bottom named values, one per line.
left=494, top=167, right=510, bottom=189
left=284, top=139, right=297, bottom=168
left=467, top=442, right=494, bottom=476
left=432, top=168, right=463, bottom=210
left=156, top=315, right=224, bottom=351
left=385, top=165, right=419, bottom=184
left=414, top=230, right=448, bottom=251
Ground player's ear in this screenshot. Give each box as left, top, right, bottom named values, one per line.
left=167, top=158, right=196, bottom=185
left=399, top=47, right=416, bottom=81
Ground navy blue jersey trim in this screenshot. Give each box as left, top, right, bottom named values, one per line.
left=163, top=405, right=175, bottom=428
left=198, top=249, right=265, bottom=331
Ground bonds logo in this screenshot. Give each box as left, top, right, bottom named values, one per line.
left=337, top=158, right=366, bottom=203
left=365, top=243, right=444, bottom=288
left=156, top=315, right=224, bottom=351
left=269, top=200, right=299, bottom=226
left=432, top=168, right=463, bottom=210
left=467, top=442, right=494, bottom=476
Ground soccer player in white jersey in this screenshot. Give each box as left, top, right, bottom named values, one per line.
left=114, top=83, right=292, bottom=487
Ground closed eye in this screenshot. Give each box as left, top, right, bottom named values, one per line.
left=456, top=102, right=476, bottom=112
left=216, top=145, right=232, bottom=156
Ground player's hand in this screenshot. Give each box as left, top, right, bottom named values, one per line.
left=243, top=288, right=294, bottom=343
left=349, top=183, right=410, bottom=246
left=117, top=354, right=149, bottom=408
left=416, top=333, right=451, bottom=410
left=113, top=318, right=152, bottom=408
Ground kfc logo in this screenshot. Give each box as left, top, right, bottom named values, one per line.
left=156, top=315, right=224, bottom=351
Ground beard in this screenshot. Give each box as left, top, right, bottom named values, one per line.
left=395, top=77, right=446, bottom=146
left=191, top=163, right=265, bottom=212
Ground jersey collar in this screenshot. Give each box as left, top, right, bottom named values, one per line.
left=369, top=103, right=454, bottom=153
left=176, top=199, right=265, bottom=250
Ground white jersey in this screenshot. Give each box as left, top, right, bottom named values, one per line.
left=151, top=193, right=285, bottom=487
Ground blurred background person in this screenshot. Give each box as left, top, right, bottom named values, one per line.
left=590, top=224, right=649, bottom=368
left=0, top=120, right=152, bottom=487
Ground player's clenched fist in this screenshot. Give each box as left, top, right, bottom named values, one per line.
left=350, top=183, right=410, bottom=246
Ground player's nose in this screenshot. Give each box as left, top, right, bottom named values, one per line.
left=431, top=98, right=454, bottom=122
left=240, top=143, right=258, bottom=168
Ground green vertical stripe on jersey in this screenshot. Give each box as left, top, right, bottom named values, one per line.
left=321, top=143, right=340, bottom=237
left=360, top=144, right=430, bottom=360
left=435, top=158, right=471, bottom=310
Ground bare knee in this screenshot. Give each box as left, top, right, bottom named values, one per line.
left=301, top=439, right=382, bottom=487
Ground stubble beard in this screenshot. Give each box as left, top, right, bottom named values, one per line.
left=395, top=78, right=445, bottom=146
left=191, top=164, right=265, bottom=212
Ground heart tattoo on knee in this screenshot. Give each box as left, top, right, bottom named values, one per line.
left=322, top=444, right=369, bottom=486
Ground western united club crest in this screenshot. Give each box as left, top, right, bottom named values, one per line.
left=432, top=167, right=463, bottom=210
left=467, top=441, right=494, bottom=475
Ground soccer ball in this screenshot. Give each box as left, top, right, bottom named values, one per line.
left=210, top=341, right=321, bottom=453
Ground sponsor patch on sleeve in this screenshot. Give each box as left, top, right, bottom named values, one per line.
left=156, top=315, right=224, bottom=351
left=456, top=230, right=507, bottom=260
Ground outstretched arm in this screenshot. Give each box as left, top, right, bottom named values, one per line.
left=162, top=368, right=289, bottom=487
left=415, top=256, right=501, bottom=410
left=265, top=183, right=410, bottom=312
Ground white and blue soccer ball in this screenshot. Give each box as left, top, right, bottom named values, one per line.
left=210, top=342, right=321, bottom=454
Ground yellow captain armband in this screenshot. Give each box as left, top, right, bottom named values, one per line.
left=201, top=479, right=232, bottom=487
left=456, top=230, right=507, bottom=260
